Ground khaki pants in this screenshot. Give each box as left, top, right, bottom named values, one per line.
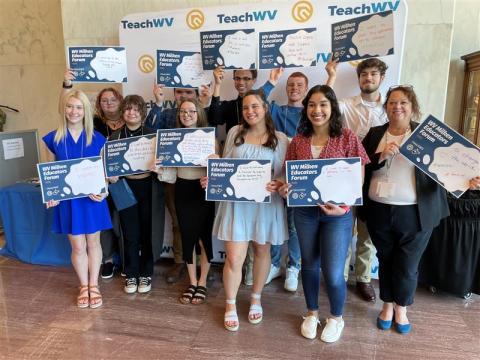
left=344, top=212, right=376, bottom=283
left=165, top=183, right=183, bottom=264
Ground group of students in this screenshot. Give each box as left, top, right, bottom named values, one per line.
left=44, top=58, right=480, bottom=343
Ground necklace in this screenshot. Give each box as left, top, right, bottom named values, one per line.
left=64, top=129, right=84, bottom=159
left=124, top=125, right=144, bottom=138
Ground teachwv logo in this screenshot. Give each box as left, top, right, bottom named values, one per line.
left=121, top=17, right=174, bottom=29
left=186, top=9, right=205, bottom=30
left=217, top=10, right=277, bottom=24
left=328, top=1, right=400, bottom=16
left=292, top=1, right=314, bottom=23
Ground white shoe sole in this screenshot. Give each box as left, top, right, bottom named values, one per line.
left=124, top=286, right=137, bottom=294
left=138, top=285, right=151, bottom=293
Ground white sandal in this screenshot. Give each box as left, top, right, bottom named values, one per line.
left=248, top=293, right=263, bottom=324
left=224, top=299, right=239, bottom=332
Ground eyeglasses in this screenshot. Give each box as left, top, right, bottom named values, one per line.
left=179, top=110, right=197, bottom=116
left=234, top=76, right=253, bottom=82
left=387, top=85, right=414, bottom=92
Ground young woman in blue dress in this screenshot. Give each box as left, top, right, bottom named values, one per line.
left=43, top=90, right=112, bottom=309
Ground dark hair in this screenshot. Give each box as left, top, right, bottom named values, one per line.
left=234, top=89, right=278, bottom=150
left=175, top=99, right=208, bottom=128
left=173, top=87, right=199, bottom=97
left=298, top=85, right=343, bottom=138
left=356, top=58, right=388, bottom=78
left=288, top=72, right=309, bottom=87
left=95, top=87, right=123, bottom=121
left=384, top=86, right=422, bottom=122
left=121, top=95, right=147, bottom=120
left=233, top=69, right=258, bottom=80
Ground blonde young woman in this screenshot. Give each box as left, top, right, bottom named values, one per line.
left=43, top=90, right=112, bottom=308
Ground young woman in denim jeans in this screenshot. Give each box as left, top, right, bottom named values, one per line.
left=280, top=85, right=370, bottom=343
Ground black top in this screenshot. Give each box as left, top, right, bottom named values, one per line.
left=208, top=96, right=243, bottom=134
left=109, top=124, right=155, bottom=141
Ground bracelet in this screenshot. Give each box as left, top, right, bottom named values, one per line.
left=62, top=81, right=73, bottom=89
left=339, top=205, right=350, bottom=214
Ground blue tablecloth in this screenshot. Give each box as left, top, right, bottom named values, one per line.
left=0, top=183, right=71, bottom=266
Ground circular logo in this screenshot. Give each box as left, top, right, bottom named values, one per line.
left=138, top=54, right=155, bottom=73
left=348, top=60, right=362, bottom=69
left=292, top=1, right=313, bottom=23
left=186, top=9, right=205, bottom=30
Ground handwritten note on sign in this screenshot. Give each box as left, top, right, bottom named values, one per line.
left=400, top=115, right=480, bottom=198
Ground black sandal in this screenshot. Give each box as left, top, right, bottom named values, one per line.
left=192, top=286, right=207, bottom=305
left=179, top=285, right=196, bottom=304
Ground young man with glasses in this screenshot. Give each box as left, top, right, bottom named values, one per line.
left=209, top=67, right=281, bottom=133
left=325, top=57, right=389, bottom=302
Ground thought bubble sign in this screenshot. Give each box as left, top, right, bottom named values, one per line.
left=219, top=30, right=256, bottom=69
left=90, top=48, right=127, bottom=82
left=230, top=161, right=271, bottom=202
left=279, top=29, right=316, bottom=67
left=65, top=159, right=106, bottom=195
left=124, top=136, right=156, bottom=171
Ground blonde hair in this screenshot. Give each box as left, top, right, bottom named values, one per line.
left=55, top=90, right=94, bottom=145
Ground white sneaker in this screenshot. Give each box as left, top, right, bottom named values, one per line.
left=301, top=315, right=320, bottom=339
left=320, top=317, right=345, bottom=343
left=284, top=266, right=299, bottom=292
left=265, top=265, right=281, bottom=285
left=244, top=265, right=253, bottom=286
left=124, top=278, right=137, bottom=294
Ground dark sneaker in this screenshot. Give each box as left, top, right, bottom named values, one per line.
left=138, top=277, right=152, bottom=293
left=101, top=262, right=114, bottom=279
left=124, top=278, right=137, bottom=294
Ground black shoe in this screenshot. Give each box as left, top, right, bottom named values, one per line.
left=138, top=277, right=152, bottom=293
left=101, top=262, right=114, bottom=279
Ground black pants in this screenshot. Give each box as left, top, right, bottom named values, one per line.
left=175, top=178, right=214, bottom=264
left=119, top=176, right=153, bottom=278
left=366, top=201, right=433, bottom=306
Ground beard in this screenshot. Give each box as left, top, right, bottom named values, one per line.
left=360, top=84, right=379, bottom=94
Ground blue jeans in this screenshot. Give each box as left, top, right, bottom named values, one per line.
left=295, top=207, right=352, bottom=316
left=270, top=207, right=301, bottom=269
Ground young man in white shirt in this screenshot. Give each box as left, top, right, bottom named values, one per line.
left=326, top=57, right=389, bottom=302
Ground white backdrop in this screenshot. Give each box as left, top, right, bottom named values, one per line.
left=119, top=0, right=407, bottom=271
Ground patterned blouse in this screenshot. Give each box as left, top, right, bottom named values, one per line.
left=285, top=127, right=370, bottom=165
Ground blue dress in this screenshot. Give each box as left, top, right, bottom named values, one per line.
left=212, top=126, right=288, bottom=245
left=42, top=129, right=112, bottom=235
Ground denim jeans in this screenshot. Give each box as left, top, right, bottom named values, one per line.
left=270, top=207, right=301, bottom=269
left=295, top=207, right=353, bottom=316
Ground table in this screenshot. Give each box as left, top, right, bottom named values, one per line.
left=420, top=190, right=480, bottom=297
left=0, top=183, right=71, bottom=266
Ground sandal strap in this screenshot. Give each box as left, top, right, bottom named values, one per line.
left=249, top=304, right=263, bottom=314
left=251, top=293, right=261, bottom=300
left=194, top=286, right=207, bottom=295
left=224, top=310, right=238, bottom=321
left=182, top=285, right=197, bottom=297
left=226, top=299, right=236, bottom=305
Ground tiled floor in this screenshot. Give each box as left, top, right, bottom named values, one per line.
left=0, top=253, right=478, bottom=359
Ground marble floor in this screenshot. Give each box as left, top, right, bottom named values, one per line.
left=0, top=251, right=478, bottom=360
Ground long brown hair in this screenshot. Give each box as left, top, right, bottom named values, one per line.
left=233, top=90, right=278, bottom=150
left=175, top=99, right=208, bottom=128
left=95, top=87, right=123, bottom=122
